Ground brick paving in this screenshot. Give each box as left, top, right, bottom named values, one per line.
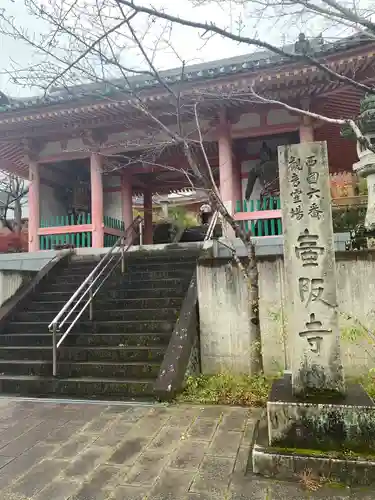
left=0, top=398, right=369, bottom=499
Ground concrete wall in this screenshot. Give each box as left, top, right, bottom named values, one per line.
left=197, top=251, right=375, bottom=377
left=0, top=271, right=28, bottom=307
left=0, top=251, right=59, bottom=272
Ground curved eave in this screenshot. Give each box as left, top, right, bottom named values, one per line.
left=0, top=42, right=374, bottom=131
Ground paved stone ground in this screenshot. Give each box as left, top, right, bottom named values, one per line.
left=0, top=399, right=370, bottom=500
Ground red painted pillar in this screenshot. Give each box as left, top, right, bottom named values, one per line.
left=143, top=189, right=153, bottom=245
left=233, top=160, right=242, bottom=213
left=121, top=170, right=133, bottom=230
left=28, top=160, right=40, bottom=252
left=218, top=116, right=234, bottom=215
left=90, top=153, right=104, bottom=248
left=299, top=117, right=314, bottom=142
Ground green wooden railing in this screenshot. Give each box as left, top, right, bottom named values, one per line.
left=235, top=196, right=282, bottom=236
left=39, top=214, right=127, bottom=249
left=40, top=213, right=92, bottom=228
left=103, top=215, right=125, bottom=231
left=40, top=213, right=92, bottom=250
left=104, top=216, right=125, bottom=247
left=40, top=232, right=93, bottom=250
left=104, top=234, right=118, bottom=247
left=39, top=213, right=127, bottom=249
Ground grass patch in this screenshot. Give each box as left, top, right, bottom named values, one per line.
left=176, top=372, right=271, bottom=407
left=361, top=370, right=375, bottom=400
left=268, top=446, right=375, bottom=461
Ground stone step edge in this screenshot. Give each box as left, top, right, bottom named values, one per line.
left=0, top=374, right=155, bottom=383
left=29, top=296, right=182, bottom=303
left=0, top=345, right=165, bottom=351
left=67, top=260, right=197, bottom=270
left=9, top=319, right=175, bottom=325
left=36, top=289, right=185, bottom=296
left=0, top=360, right=161, bottom=366
left=0, top=332, right=171, bottom=337
left=18, top=307, right=179, bottom=314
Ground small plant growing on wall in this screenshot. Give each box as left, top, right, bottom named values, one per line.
left=268, top=308, right=288, bottom=372
left=339, top=311, right=375, bottom=374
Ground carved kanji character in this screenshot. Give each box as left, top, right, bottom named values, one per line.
left=290, top=205, right=304, bottom=220
left=305, top=155, right=317, bottom=167
left=299, top=277, right=324, bottom=306
left=288, top=156, right=302, bottom=172
left=295, top=229, right=324, bottom=267
left=309, top=202, right=323, bottom=220
left=299, top=313, right=332, bottom=353
left=291, top=188, right=302, bottom=204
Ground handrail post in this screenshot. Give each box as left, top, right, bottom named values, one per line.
left=139, top=221, right=143, bottom=247
left=121, top=235, right=125, bottom=274
left=52, top=324, right=57, bottom=377
left=89, top=280, right=93, bottom=321
left=48, top=216, right=144, bottom=363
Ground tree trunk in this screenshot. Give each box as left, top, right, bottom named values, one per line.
left=183, top=144, right=264, bottom=374
left=206, top=195, right=263, bottom=374
left=13, top=199, right=22, bottom=236
left=246, top=240, right=263, bottom=374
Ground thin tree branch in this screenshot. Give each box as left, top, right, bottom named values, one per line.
left=250, top=86, right=375, bottom=152
left=116, top=0, right=375, bottom=95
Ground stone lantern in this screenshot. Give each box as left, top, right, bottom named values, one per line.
left=347, top=94, right=375, bottom=230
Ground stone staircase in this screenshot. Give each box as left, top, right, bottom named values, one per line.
left=0, top=248, right=199, bottom=399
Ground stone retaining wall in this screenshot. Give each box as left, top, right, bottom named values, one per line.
left=197, top=250, right=375, bottom=377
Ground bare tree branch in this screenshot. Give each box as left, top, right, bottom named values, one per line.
left=3, top=0, right=375, bottom=375
left=0, top=172, right=28, bottom=234
left=116, top=0, right=375, bottom=94
left=249, top=86, right=375, bottom=152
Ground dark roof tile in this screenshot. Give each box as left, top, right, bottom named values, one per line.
left=0, top=32, right=371, bottom=114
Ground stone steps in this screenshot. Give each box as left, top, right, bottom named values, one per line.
left=7, top=319, right=175, bottom=334
left=67, top=258, right=197, bottom=275
left=0, top=332, right=171, bottom=347
left=0, top=375, right=155, bottom=399
left=14, top=307, right=180, bottom=323
left=49, top=269, right=194, bottom=285
left=35, top=287, right=186, bottom=302
left=46, top=277, right=189, bottom=292
left=0, top=346, right=166, bottom=363
left=0, top=248, right=198, bottom=400
left=0, top=360, right=161, bottom=378
left=25, top=297, right=183, bottom=312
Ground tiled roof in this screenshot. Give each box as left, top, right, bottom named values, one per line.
left=0, top=32, right=371, bottom=114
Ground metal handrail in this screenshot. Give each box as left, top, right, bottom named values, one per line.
left=49, top=216, right=143, bottom=376
left=154, top=211, right=219, bottom=397
left=204, top=211, right=219, bottom=241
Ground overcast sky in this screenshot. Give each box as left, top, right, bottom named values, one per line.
left=0, top=0, right=362, bottom=98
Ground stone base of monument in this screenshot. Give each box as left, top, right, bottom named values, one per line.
left=249, top=375, right=375, bottom=486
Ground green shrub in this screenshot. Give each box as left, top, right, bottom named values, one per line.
left=176, top=372, right=271, bottom=407
left=361, top=369, right=375, bottom=400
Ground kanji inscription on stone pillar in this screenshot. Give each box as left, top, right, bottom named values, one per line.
left=278, top=141, right=345, bottom=396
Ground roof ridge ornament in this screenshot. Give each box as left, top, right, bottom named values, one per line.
left=0, top=91, right=9, bottom=107
left=294, top=33, right=312, bottom=55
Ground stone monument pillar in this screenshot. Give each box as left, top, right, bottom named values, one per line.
left=278, top=141, right=345, bottom=396
left=250, top=140, right=375, bottom=487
